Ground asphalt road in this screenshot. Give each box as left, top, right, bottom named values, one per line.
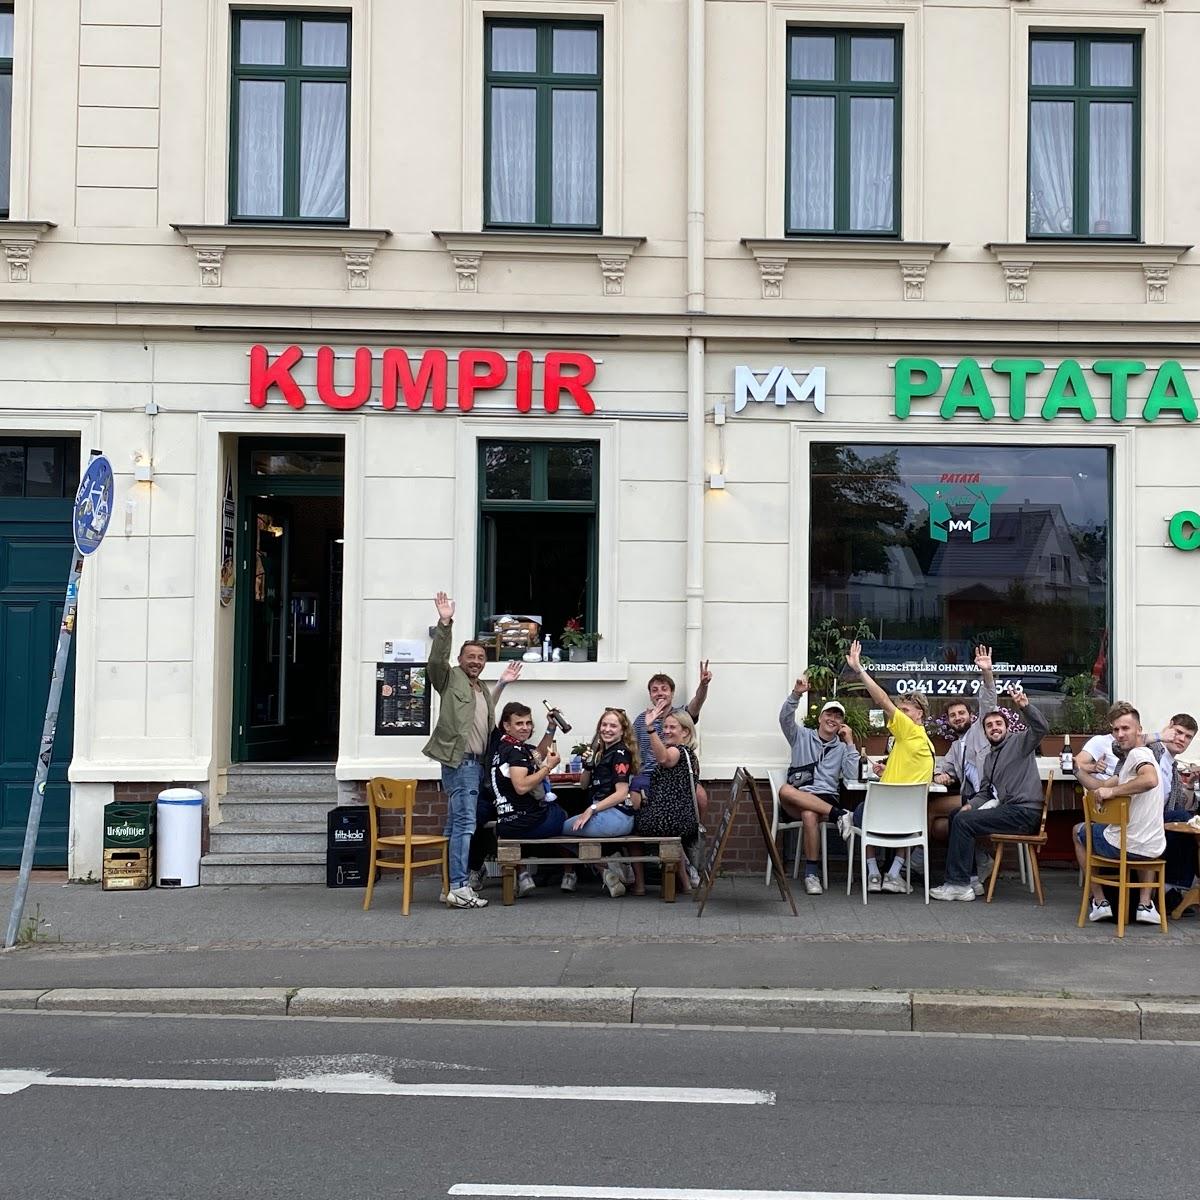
left=0, top=1012, right=1192, bottom=1200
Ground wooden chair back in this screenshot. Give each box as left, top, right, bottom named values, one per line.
left=1078, top=789, right=1166, bottom=936
left=362, top=778, right=447, bottom=915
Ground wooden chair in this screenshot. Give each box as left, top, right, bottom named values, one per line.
left=985, top=769, right=1054, bottom=906
left=363, top=778, right=449, bottom=916
left=1075, top=790, right=1168, bottom=937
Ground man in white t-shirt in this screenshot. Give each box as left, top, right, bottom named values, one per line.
left=1074, top=704, right=1126, bottom=791
left=1074, top=703, right=1166, bottom=925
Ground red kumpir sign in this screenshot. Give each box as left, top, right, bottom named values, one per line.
left=249, top=345, right=598, bottom=415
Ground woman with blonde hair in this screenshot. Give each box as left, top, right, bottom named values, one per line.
left=631, top=699, right=701, bottom=896
left=563, top=707, right=640, bottom=897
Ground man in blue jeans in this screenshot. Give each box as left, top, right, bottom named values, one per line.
left=423, top=591, right=521, bottom=909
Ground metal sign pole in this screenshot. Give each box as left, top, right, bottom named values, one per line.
left=4, top=450, right=112, bottom=949
left=4, top=551, right=84, bottom=948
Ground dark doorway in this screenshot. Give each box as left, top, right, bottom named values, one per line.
left=233, top=440, right=343, bottom=763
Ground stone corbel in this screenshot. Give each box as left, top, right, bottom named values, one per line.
left=452, top=253, right=482, bottom=292
left=1002, top=261, right=1032, bottom=303
left=1144, top=263, right=1171, bottom=303
left=598, top=254, right=630, bottom=296
left=758, top=258, right=787, bottom=299
left=343, top=248, right=373, bottom=290
left=899, top=261, right=928, bottom=301
left=0, top=221, right=55, bottom=283
left=195, top=247, right=224, bottom=287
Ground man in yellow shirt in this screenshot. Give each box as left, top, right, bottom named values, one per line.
left=840, top=639, right=935, bottom=893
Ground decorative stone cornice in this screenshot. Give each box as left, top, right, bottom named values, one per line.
left=986, top=242, right=1192, bottom=304
left=433, top=231, right=646, bottom=296
left=0, top=220, right=56, bottom=283
left=741, top=237, right=948, bottom=301
left=171, top=224, right=391, bottom=290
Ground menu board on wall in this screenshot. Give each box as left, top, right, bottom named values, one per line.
left=374, top=663, right=431, bottom=736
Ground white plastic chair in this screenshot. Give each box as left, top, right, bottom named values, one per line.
left=845, top=781, right=930, bottom=904
left=765, top=768, right=830, bottom=889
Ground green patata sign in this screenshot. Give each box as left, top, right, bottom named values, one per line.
left=894, top=357, right=1199, bottom=423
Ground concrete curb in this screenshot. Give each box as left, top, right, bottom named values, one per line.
left=5, top=987, right=1200, bottom=1038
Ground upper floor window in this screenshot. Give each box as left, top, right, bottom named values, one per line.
left=230, top=12, right=350, bottom=224
left=1, top=6, right=13, bottom=218
left=787, top=29, right=901, bottom=237
left=1028, top=35, right=1140, bottom=239
left=484, top=20, right=602, bottom=230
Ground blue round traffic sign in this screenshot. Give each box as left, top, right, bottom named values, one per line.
left=73, top=454, right=114, bottom=556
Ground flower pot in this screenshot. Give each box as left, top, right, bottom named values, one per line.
left=568, top=646, right=588, bottom=663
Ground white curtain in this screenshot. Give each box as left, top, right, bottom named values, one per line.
left=300, top=81, right=347, bottom=219
left=1031, top=41, right=1073, bottom=86
left=490, top=87, right=536, bottom=223
left=850, top=37, right=893, bottom=84
left=239, top=19, right=285, bottom=65
left=789, top=95, right=834, bottom=230
left=790, top=35, right=834, bottom=82
left=849, top=96, right=894, bottom=230
left=0, top=75, right=11, bottom=212
left=1029, top=101, right=1074, bottom=235
left=237, top=80, right=285, bottom=218
left=1090, top=42, right=1132, bottom=87
left=1089, top=102, right=1132, bottom=234
left=552, top=27, right=597, bottom=74
left=491, top=27, right=536, bottom=72
left=302, top=21, right=346, bottom=67
left=0, top=12, right=12, bottom=59
left=551, top=89, right=597, bottom=225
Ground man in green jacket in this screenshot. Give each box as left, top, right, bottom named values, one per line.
left=424, top=591, right=521, bottom=908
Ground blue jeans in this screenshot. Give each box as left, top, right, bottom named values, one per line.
left=1077, top=822, right=1153, bottom=861
left=503, top=802, right=568, bottom=841
left=1164, top=807, right=1196, bottom=888
left=566, top=807, right=634, bottom=837
left=441, top=757, right=483, bottom=887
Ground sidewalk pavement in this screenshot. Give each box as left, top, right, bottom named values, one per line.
left=3, top=867, right=1199, bottom=1000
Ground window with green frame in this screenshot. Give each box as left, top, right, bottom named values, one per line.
left=229, top=12, right=350, bottom=223
left=1028, top=35, right=1140, bottom=239
left=484, top=20, right=602, bottom=230
left=477, top=441, right=599, bottom=654
left=786, top=29, right=901, bottom=236
left=1, top=6, right=13, bottom=217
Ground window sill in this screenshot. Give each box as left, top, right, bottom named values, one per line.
left=481, top=661, right=629, bottom=684
left=985, top=241, right=1192, bottom=303
left=741, top=237, right=948, bottom=300
left=434, top=230, right=646, bottom=296
left=0, top=220, right=56, bottom=283
left=171, top=222, right=392, bottom=290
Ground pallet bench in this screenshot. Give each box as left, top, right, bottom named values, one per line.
left=496, top=835, right=684, bottom=904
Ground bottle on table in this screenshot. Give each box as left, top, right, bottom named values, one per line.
left=859, top=750, right=871, bottom=782
left=1059, top=735, right=1074, bottom=776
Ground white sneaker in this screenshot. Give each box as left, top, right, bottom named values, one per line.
left=620, top=859, right=635, bottom=885
left=836, top=811, right=855, bottom=843
left=1136, top=903, right=1161, bottom=925
left=560, top=869, right=577, bottom=893
left=803, top=874, right=823, bottom=896
left=602, top=868, right=626, bottom=898
left=445, top=885, right=488, bottom=909
left=867, top=873, right=883, bottom=893
left=467, top=869, right=487, bottom=892
left=882, top=874, right=913, bottom=895
left=970, top=876, right=985, bottom=897
left=909, top=847, right=925, bottom=874
left=930, top=882, right=976, bottom=902
left=517, top=871, right=536, bottom=898
left=1088, top=898, right=1113, bottom=922
left=687, top=864, right=701, bottom=889
left=976, top=850, right=994, bottom=879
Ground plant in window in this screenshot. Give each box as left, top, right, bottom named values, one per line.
left=806, top=616, right=873, bottom=697
left=1061, top=671, right=1105, bottom=733
left=561, top=616, right=600, bottom=662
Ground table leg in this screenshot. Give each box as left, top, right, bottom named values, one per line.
left=1171, top=883, right=1200, bottom=920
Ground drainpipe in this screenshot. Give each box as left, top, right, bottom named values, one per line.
left=684, top=0, right=706, bottom=686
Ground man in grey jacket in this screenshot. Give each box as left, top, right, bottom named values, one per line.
left=930, top=686, right=1048, bottom=902
left=778, top=678, right=860, bottom=895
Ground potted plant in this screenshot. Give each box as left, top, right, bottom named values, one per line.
left=561, top=617, right=600, bottom=663
left=1041, top=672, right=1105, bottom=755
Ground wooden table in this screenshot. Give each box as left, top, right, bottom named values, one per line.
left=1165, top=820, right=1200, bottom=918
left=844, top=781, right=947, bottom=794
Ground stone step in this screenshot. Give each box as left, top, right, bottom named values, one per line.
left=223, top=767, right=337, bottom=797
left=208, top=822, right=328, bottom=855
left=217, top=797, right=338, bottom=823
left=199, top=852, right=327, bottom=886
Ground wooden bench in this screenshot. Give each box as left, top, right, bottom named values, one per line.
left=496, top=835, right=684, bottom=904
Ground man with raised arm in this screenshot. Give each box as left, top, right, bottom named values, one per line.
left=423, top=591, right=521, bottom=909
left=631, top=662, right=713, bottom=784
left=930, top=686, right=1048, bottom=902
left=843, top=640, right=935, bottom=893
left=777, top=680, right=859, bottom=895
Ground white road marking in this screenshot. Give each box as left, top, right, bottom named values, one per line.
left=0, top=1069, right=771, bottom=1105
left=449, top=1189, right=1094, bottom=1200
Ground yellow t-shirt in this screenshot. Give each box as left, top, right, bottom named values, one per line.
left=880, top=708, right=935, bottom=785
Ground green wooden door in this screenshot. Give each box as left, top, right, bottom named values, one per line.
left=0, top=441, right=79, bottom=867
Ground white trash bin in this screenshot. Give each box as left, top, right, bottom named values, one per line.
left=156, top=788, right=203, bottom=888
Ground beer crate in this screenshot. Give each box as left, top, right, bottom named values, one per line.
left=103, top=802, right=156, bottom=850
left=102, top=847, right=154, bottom=891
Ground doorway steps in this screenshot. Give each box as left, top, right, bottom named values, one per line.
left=200, top=764, right=338, bottom=885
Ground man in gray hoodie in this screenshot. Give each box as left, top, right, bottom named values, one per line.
left=930, top=685, right=1048, bottom=902
left=778, top=678, right=861, bottom=895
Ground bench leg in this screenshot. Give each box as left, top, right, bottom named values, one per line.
left=662, top=861, right=677, bottom=903
left=502, top=867, right=515, bottom=906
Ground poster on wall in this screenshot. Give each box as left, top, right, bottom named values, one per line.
left=219, top=463, right=236, bottom=608
left=374, top=663, right=431, bottom=736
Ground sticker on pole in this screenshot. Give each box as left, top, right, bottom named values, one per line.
left=73, top=454, right=114, bottom=556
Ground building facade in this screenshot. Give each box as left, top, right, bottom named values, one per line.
left=0, top=0, right=1197, bottom=879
